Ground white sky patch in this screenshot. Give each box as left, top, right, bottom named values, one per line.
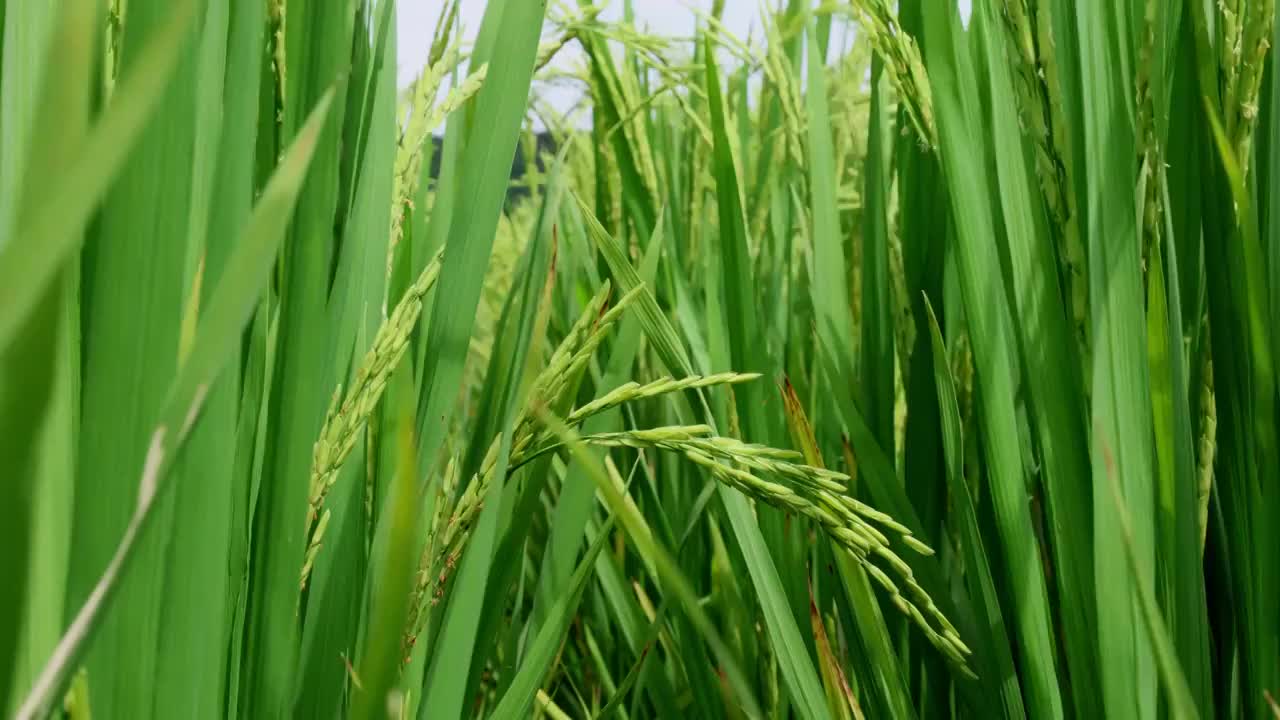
left=398, top=0, right=762, bottom=104
left=397, top=0, right=973, bottom=122
left=397, top=0, right=758, bottom=86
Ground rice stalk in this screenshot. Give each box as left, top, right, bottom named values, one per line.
left=402, top=456, right=459, bottom=656
left=1228, top=0, right=1274, bottom=168
left=12, top=0, right=1278, bottom=715
left=104, top=0, right=125, bottom=97
left=535, top=4, right=604, bottom=72
left=847, top=0, right=935, bottom=148
left=1220, top=0, right=1243, bottom=125
left=1197, top=327, right=1216, bottom=553
left=1000, top=0, right=1087, bottom=364
left=422, top=65, right=489, bottom=141
left=1137, top=0, right=1162, bottom=269
left=573, top=424, right=968, bottom=665
left=761, top=9, right=807, bottom=170
left=389, top=44, right=481, bottom=256
left=565, top=372, right=760, bottom=425
left=301, top=251, right=443, bottom=589
left=888, top=228, right=914, bottom=392
left=399, top=283, right=625, bottom=651
left=268, top=0, right=286, bottom=134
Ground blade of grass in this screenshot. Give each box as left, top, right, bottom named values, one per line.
left=151, top=0, right=243, bottom=715
left=294, top=10, right=398, bottom=714
left=974, top=5, right=1101, bottom=714
left=411, top=0, right=545, bottom=509
left=16, top=88, right=334, bottom=720
left=580, top=193, right=829, bottom=720
left=1102, top=454, right=1202, bottom=720
left=804, top=24, right=855, bottom=379
left=0, top=0, right=58, bottom=242
left=590, top=492, right=719, bottom=720
left=923, top=298, right=1026, bottom=720
left=1074, top=1, right=1159, bottom=715
left=0, top=0, right=196, bottom=352
left=240, top=0, right=356, bottom=709
left=919, top=5, right=1065, bottom=715
left=703, top=32, right=830, bottom=720
left=859, top=54, right=894, bottom=448
left=0, top=0, right=92, bottom=710
left=532, top=204, right=661, bottom=641
left=538, top=411, right=766, bottom=719
left=219, top=0, right=271, bottom=708
left=489, top=518, right=615, bottom=720
left=419, top=182, right=554, bottom=718
left=1148, top=6, right=1214, bottom=711
left=1200, top=86, right=1280, bottom=716
left=66, top=0, right=208, bottom=713
left=350, top=395, right=420, bottom=720
left=778, top=380, right=914, bottom=720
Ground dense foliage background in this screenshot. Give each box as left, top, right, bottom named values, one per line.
left=1, top=0, right=1277, bottom=718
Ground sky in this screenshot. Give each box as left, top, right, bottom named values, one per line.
left=397, top=1, right=769, bottom=127
left=396, top=1, right=972, bottom=121
left=396, top=1, right=757, bottom=88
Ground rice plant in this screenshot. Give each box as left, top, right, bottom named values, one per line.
left=1, top=0, right=1277, bottom=718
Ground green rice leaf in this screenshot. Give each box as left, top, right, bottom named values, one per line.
left=488, top=518, right=615, bottom=720
left=15, top=86, right=333, bottom=720
left=924, top=298, right=1025, bottom=720
left=920, top=5, right=1064, bottom=715
left=1073, top=1, right=1158, bottom=716
left=0, top=0, right=196, bottom=353
left=537, top=412, right=765, bottom=719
